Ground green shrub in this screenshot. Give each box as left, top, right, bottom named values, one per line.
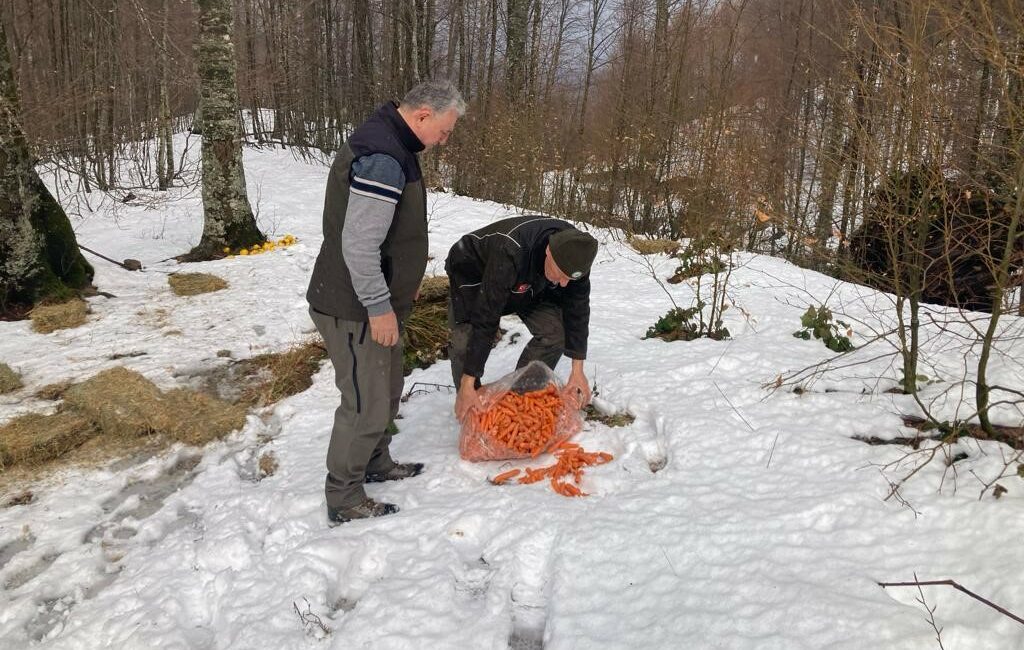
left=645, top=302, right=730, bottom=342
left=793, top=306, right=853, bottom=352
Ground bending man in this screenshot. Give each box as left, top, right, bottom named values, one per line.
left=444, top=216, right=598, bottom=422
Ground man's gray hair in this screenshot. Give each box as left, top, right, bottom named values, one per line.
left=401, top=80, right=466, bottom=116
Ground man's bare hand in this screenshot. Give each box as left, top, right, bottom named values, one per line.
left=564, top=363, right=592, bottom=409
left=455, top=375, right=482, bottom=422
left=369, top=311, right=399, bottom=347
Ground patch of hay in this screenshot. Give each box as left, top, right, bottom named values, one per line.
left=418, top=275, right=450, bottom=303
left=404, top=302, right=449, bottom=375
left=0, top=363, right=23, bottom=394
left=238, top=340, right=327, bottom=406
left=404, top=277, right=451, bottom=375
left=0, top=411, right=98, bottom=470
left=63, top=367, right=166, bottom=437
left=258, top=451, right=279, bottom=479
left=627, top=236, right=679, bottom=256
left=30, top=299, right=89, bottom=333
left=168, top=272, right=228, bottom=296
left=63, top=366, right=245, bottom=444
left=34, top=381, right=72, bottom=400
left=157, top=389, right=247, bottom=446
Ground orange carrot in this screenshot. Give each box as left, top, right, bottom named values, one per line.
left=485, top=442, right=614, bottom=497
left=491, top=469, right=521, bottom=485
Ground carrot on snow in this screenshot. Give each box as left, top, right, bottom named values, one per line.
left=491, top=468, right=521, bottom=485
left=489, top=443, right=614, bottom=497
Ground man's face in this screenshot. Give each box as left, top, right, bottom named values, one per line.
left=411, top=107, right=460, bottom=149
left=544, top=246, right=572, bottom=287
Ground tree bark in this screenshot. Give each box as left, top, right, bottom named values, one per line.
left=0, top=18, right=92, bottom=314
left=156, top=0, right=174, bottom=190
left=185, top=0, right=262, bottom=261
left=578, top=0, right=606, bottom=135
left=506, top=0, right=527, bottom=101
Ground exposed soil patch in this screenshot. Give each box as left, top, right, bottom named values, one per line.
left=854, top=416, right=1024, bottom=451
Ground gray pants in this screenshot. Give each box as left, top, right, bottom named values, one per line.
left=448, top=300, right=565, bottom=386
left=310, top=308, right=402, bottom=509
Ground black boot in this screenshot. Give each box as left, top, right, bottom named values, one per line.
left=365, top=462, right=425, bottom=483
left=327, top=498, right=399, bottom=525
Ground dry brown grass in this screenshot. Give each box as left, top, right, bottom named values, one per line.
left=258, top=451, right=279, bottom=479
left=158, top=388, right=247, bottom=445
left=627, top=236, right=680, bottom=256
left=418, top=275, right=450, bottom=303
left=63, top=367, right=166, bottom=437
left=30, top=298, right=89, bottom=333
left=137, top=306, right=172, bottom=329
left=404, top=302, right=449, bottom=375
left=0, top=363, right=22, bottom=394
left=403, top=277, right=451, bottom=374
left=584, top=405, right=636, bottom=427
left=0, top=365, right=248, bottom=480
left=0, top=411, right=98, bottom=470
left=62, top=366, right=246, bottom=443
left=238, top=340, right=327, bottom=406
left=34, top=381, right=72, bottom=400
left=0, top=428, right=165, bottom=495
left=168, top=272, right=228, bottom=296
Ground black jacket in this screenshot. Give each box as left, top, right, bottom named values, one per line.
left=445, top=216, right=591, bottom=378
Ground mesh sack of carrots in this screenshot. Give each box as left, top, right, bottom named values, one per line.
left=459, top=361, right=583, bottom=461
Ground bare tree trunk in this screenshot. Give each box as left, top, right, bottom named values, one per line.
left=995, top=36, right=1022, bottom=179
left=0, top=18, right=92, bottom=313
left=813, top=80, right=844, bottom=249
left=839, top=36, right=876, bottom=241
left=543, top=0, right=571, bottom=104
left=445, top=0, right=460, bottom=80
left=186, top=0, right=262, bottom=261
left=415, top=0, right=433, bottom=79
left=402, top=0, right=417, bottom=86
left=526, top=0, right=541, bottom=106
left=964, top=56, right=991, bottom=179
left=578, top=0, right=606, bottom=135
left=483, top=0, right=497, bottom=119
left=156, top=0, right=174, bottom=190
left=506, top=0, right=527, bottom=102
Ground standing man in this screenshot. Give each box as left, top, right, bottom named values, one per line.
left=445, top=216, right=599, bottom=422
left=307, top=80, right=465, bottom=525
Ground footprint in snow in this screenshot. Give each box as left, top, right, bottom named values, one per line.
left=84, top=453, right=201, bottom=544
left=507, top=527, right=559, bottom=650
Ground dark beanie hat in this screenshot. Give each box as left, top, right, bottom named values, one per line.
left=549, top=228, right=598, bottom=279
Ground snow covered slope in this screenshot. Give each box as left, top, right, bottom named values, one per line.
left=1, top=138, right=1022, bottom=649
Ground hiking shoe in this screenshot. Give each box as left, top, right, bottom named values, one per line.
left=365, top=462, right=425, bottom=484
left=327, top=498, right=399, bottom=525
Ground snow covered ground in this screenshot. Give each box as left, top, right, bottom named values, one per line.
left=1, top=136, right=1023, bottom=649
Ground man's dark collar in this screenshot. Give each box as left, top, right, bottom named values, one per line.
left=381, top=101, right=425, bottom=154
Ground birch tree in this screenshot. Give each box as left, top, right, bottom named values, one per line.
left=185, top=0, right=262, bottom=261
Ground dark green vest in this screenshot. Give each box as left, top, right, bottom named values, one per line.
left=307, top=106, right=428, bottom=322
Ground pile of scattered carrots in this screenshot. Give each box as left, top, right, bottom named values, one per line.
left=461, top=383, right=569, bottom=460
left=491, top=441, right=613, bottom=497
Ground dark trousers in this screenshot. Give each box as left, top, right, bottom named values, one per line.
left=309, top=308, right=402, bottom=509
left=448, top=300, right=565, bottom=386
